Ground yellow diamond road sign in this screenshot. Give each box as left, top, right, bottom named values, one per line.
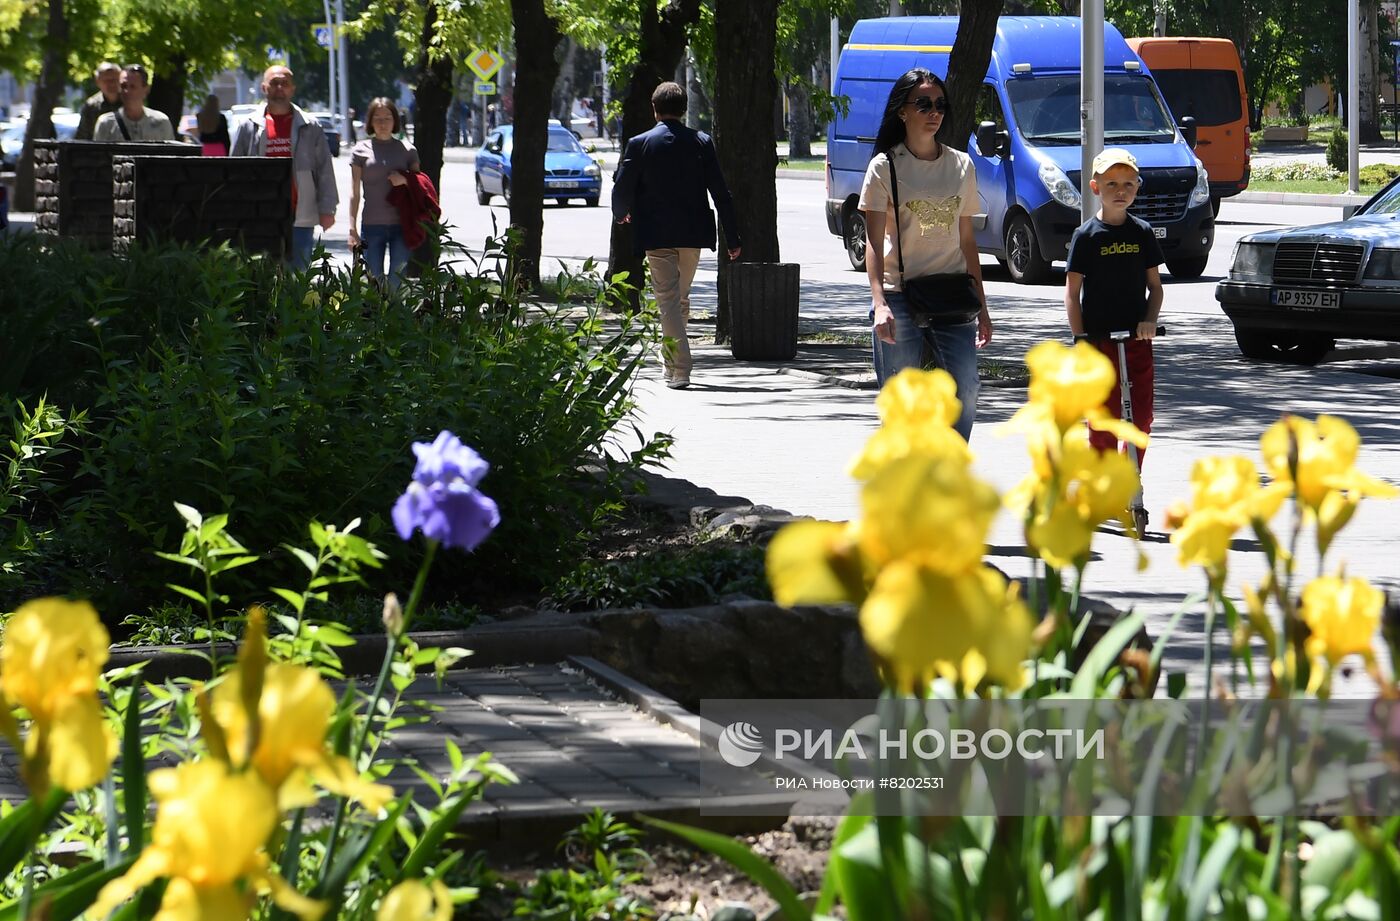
left=466, top=48, right=503, bottom=82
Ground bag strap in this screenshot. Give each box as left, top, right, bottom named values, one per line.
left=887, top=153, right=905, bottom=286
left=116, top=113, right=132, bottom=141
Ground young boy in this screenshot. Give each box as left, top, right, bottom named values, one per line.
left=1064, top=147, right=1164, bottom=469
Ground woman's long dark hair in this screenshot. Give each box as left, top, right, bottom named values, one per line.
left=874, top=67, right=951, bottom=156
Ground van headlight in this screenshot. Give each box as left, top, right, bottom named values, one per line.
left=1229, top=241, right=1274, bottom=281
left=1039, top=160, right=1081, bottom=209
left=1189, top=159, right=1210, bottom=208
left=585, top=162, right=601, bottom=178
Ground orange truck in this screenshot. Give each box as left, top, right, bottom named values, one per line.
left=1127, top=37, right=1250, bottom=215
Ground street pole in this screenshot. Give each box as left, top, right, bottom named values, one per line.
left=321, top=0, right=337, bottom=120
left=335, top=0, right=350, bottom=139
left=1348, top=0, right=1359, bottom=193
left=830, top=17, right=839, bottom=95
left=1081, top=0, right=1105, bottom=223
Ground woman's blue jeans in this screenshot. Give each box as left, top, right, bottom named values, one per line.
left=362, top=224, right=410, bottom=289
left=872, top=290, right=980, bottom=441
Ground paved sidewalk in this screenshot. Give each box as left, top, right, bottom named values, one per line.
left=0, top=661, right=795, bottom=839
left=622, top=281, right=1400, bottom=699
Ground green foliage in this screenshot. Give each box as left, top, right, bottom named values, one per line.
left=1326, top=125, right=1348, bottom=173
left=0, top=398, right=85, bottom=598
left=1249, top=161, right=1341, bottom=182
left=513, top=810, right=654, bottom=921
left=0, top=232, right=667, bottom=618
left=543, top=540, right=767, bottom=611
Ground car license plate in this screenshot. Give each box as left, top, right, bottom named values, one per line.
left=1272, top=288, right=1341, bottom=308
left=550, top=180, right=580, bottom=189
left=1152, top=226, right=1167, bottom=239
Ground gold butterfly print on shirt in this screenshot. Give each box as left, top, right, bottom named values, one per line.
left=904, top=196, right=961, bottom=236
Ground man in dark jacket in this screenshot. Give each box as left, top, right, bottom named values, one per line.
left=76, top=62, right=121, bottom=140
left=612, top=81, right=741, bottom=390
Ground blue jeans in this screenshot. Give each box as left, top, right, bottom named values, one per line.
left=872, top=290, right=980, bottom=441
left=291, top=226, right=315, bottom=269
left=362, top=224, right=411, bottom=289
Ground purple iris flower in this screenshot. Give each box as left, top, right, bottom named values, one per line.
left=392, top=431, right=500, bottom=551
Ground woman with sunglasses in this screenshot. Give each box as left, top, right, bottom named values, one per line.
left=859, top=68, right=992, bottom=441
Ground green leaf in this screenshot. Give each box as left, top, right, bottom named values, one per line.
left=122, top=681, right=147, bottom=855
left=164, top=583, right=209, bottom=606
left=0, top=787, right=66, bottom=878
left=173, top=502, right=203, bottom=530
left=640, top=816, right=811, bottom=921
left=0, top=859, right=132, bottom=921
left=1301, top=829, right=1359, bottom=889
left=1070, top=609, right=1148, bottom=698
left=270, top=588, right=306, bottom=613
left=1186, top=824, right=1241, bottom=921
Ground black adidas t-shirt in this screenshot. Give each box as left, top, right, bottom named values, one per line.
left=1065, top=215, right=1164, bottom=337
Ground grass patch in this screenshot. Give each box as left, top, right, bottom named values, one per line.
left=777, top=158, right=826, bottom=171
left=1247, top=179, right=1386, bottom=195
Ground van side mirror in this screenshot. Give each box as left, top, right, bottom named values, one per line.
left=976, top=121, right=1009, bottom=158
left=1179, top=116, right=1197, bottom=149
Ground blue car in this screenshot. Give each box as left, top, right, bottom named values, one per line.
left=475, top=124, right=602, bottom=207
left=1216, top=176, right=1400, bottom=364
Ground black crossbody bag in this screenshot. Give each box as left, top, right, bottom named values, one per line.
left=888, top=155, right=983, bottom=328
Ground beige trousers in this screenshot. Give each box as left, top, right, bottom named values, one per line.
left=646, top=247, right=701, bottom=379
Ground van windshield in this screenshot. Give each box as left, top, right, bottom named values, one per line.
left=1009, top=74, right=1178, bottom=147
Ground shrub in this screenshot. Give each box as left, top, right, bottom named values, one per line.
left=0, top=234, right=668, bottom=618
left=1360, top=162, right=1400, bottom=187
left=1249, top=161, right=1341, bottom=183
left=1326, top=124, right=1348, bottom=172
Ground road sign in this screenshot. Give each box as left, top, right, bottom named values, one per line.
left=268, top=47, right=289, bottom=65
left=312, top=24, right=333, bottom=48
left=474, top=81, right=497, bottom=96
left=466, top=48, right=503, bottom=82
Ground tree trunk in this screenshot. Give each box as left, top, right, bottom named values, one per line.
left=604, top=0, right=702, bottom=311
left=941, top=0, right=1004, bottom=152
left=14, top=0, right=68, bottom=212
left=786, top=81, right=812, bottom=159
left=413, top=1, right=454, bottom=195
left=509, top=0, right=564, bottom=290
left=147, top=56, right=188, bottom=130
left=1360, top=0, right=1382, bottom=142
left=713, top=0, right=780, bottom=344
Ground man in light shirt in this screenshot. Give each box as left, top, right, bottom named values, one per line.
left=229, top=65, right=337, bottom=268
left=93, top=65, right=175, bottom=142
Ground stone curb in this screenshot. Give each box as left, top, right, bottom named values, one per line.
left=1233, top=189, right=1372, bottom=207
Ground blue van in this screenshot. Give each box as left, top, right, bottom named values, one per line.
left=825, top=16, right=1214, bottom=284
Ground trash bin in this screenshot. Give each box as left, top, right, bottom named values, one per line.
left=728, top=261, right=799, bottom=361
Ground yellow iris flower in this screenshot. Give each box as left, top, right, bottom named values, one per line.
left=1167, top=455, right=1288, bottom=577
left=0, top=597, right=116, bottom=793
left=91, top=761, right=325, bottom=921
left=1260, top=414, right=1398, bottom=511
left=860, top=562, right=1032, bottom=695
left=1008, top=434, right=1141, bottom=568
left=377, top=879, right=454, bottom=921
left=849, top=368, right=972, bottom=478
left=857, top=454, right=1000, bottom=576
left=1300, top=575, right=1383, bottom=667
left=766, top=519, right=866, bottom=607
left=208, top=612, right=392, bottom=813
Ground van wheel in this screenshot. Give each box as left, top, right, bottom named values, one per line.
left=844, top=210, right=867, bottom=271
left=1234, top=327, right=1334, bottom=365
left=1005, top=213, right=1051, bottom=284
left=1167, top=256, right=1208, bottom=279
left=1210, top=196, right=1222, bottom=217
left=475, top=175, right=491, bottom=205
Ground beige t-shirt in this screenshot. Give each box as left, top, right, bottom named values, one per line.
left=93, top=109, right=176, bottom=142
left=859, top=143, right=979, bottom=290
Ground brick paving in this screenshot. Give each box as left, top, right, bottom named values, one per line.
left=0, top=663, right=796, bottom=841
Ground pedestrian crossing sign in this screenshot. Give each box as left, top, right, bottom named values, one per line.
left=312, top=24, right=333, bottom=48
left=466, top=48, right=503, bottom=81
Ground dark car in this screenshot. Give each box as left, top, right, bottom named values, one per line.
left=1215, top=177, right=1400, bottom=364
left=474, top=124, right=602, bottom=207
left=308, top=112, right=342, bottom=157
left=1, top=115, right=78, bottom=171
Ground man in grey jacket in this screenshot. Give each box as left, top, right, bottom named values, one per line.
left=229, top=65, right=337, bottom=267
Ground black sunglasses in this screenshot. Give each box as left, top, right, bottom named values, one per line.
left=910, top=95, right=948, bottom=115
